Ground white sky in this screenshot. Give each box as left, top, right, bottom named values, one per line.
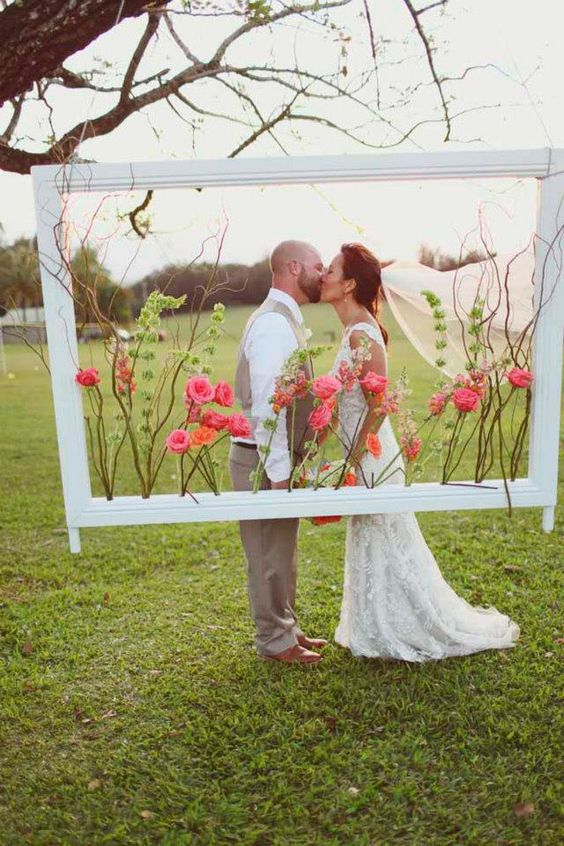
left=1, top=0, right=563, bottom=280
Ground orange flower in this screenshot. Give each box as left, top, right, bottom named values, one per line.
left=190, top=425, right=217, bottom=447
left=366, top=432, right=382, bottom=458
left=343, top=471, right=356, bottom=487
left=311, top=515, right=342, bottom=525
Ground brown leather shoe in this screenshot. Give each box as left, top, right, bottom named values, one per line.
left=297, top=634, right=329, bottom=650
left=260, top=644, right=323, bottom=664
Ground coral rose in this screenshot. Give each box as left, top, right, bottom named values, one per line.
left=185, top=375, right=215, bottom=405
left=452, top=387, right=480, bottom=413
left=400, top=436, right=422, bottom=462
left=507, top=367, right=534, bottom=389
left=185, top=404, right=201, bottom=423
left=428, top=391, right=447, bottom=416
left=308, top=401, right=333, bottom=431
left=214, top=380, right=234, bottom=407
left=360, top=372, right=389, bottom=394
left=226, top=413, right=252, bottom=438
left=366, top=432, right=382, bottom=458
left=191, top=426, right=217, bottom=447
left=312, top=375, right=341, bottom=400
left=75, top=368, right=100, bottom=387
left=166, top=429, right=191, bottom=454
left=343, top=471, right=356, bottom=487
left=201, top=410, right=229, bottom=430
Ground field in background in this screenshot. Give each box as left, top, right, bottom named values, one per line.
left=0, top=304, right=562, bottom=845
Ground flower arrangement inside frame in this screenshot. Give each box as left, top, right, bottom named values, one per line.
left=418, top=281, right=535, bottom=511
left=250, top=337, right=418, bottom=501
left=249, top=255, right=537, bottom=519
left=75, top=293, right=252, bottom=500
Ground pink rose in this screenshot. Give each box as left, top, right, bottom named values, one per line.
left=214, top=380, right=234, bottom=407
left=360, top=372, right=389, bottom=394
left=308, top=401, right=333, bottom=432
left=452, top=387, right=479, bottom=413
left=75, top=368, right=100, bottom=387
left=428, top=391, right=447, bottom=416
left=312, top=375, right=342, bottom=400
left=166, top=429, right=191, bottom=454
left=201, top=409, right=229, bottom=431
left=185, top=375, right=215, bottom=405
left=185, top=403, right=201, bottom=423
left=507, top=367, right=534, bottom=389
left=226, top=413, right=252, bottom=438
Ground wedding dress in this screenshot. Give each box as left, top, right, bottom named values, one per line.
left=332, top=321, right=520, bottom=661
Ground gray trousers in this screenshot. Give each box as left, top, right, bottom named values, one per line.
left=229, top=443, right=303, bottom=656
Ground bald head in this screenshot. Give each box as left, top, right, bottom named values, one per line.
left=269, top=239, right=323, bottom=305
left=270, top=240, right=320, bottom=274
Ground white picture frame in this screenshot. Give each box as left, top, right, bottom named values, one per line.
left=31, top=149, right=564, bottom=553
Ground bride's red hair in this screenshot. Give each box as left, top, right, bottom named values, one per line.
left=340, top=243, right=389, bottom=347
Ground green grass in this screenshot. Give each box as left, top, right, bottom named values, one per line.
left=0, top=303, right=563, bottom=845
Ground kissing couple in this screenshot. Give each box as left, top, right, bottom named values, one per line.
left=228, top=240, right=519, bottom=665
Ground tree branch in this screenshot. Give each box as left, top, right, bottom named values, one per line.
left=120, top=12, right=162, bottom=104
left=0, top=95, right=24, bottom=143
left=401, top=0, right=452, bottom=140
left=211, top=0, right=352, bottom=65
left=228, top=89, right=302, bottom=157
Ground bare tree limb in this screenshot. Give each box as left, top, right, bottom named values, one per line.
left=0, top=95, right=24, bottom=143
left=228, top=90, right=302, bottom=157
left=47, top=66, right=171, bottom=94
left=120, top=12, right=162, bottom=105
left=416, top=1, right=448, bottom=14
left=162, top=11, right=201, bottom=64
left=210, top=1, right=352, bottom=66
left=401, top=0, right=452, bottom=140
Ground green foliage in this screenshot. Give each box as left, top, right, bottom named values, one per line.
left=137, top=290, right=187, bottom=336
left=71, top=246, right=132, bottom=325
left=129, top=257, right=273, bottom=317
left=0, top=236, right=41, bottom=314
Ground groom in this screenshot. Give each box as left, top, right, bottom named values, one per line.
left=229, top=240, right=327, bottom=665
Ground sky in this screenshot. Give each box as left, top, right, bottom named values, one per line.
left=0, top=0, right=562, bottom=281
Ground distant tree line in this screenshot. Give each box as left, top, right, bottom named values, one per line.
left=128, top=258, right=273, bottom=317
left=0, top=224, right=492, bottom=324
left=0, top=230, right=131, bottom=323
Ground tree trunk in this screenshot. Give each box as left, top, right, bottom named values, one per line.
left=0, top=0, right=163, bottom=107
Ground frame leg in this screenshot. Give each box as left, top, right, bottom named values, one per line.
left=542, top=507, right=554, bottom=533
left=68, top=527, right=81, bottom=554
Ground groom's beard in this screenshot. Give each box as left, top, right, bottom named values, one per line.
left=297, top=270, right=322, bottom=304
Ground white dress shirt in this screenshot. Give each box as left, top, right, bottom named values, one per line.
left=237, top=289, right=304, bottom=483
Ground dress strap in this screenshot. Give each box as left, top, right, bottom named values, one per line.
left=345, top=321, right=385, bottom=348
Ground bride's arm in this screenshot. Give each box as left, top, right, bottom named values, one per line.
left=348, top=330, right=387, bottom=466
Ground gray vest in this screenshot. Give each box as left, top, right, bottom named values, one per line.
left=235, top=298, right=314, bottom=458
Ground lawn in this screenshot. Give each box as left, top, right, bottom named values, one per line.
left=0, top=303, right=562, bottom=846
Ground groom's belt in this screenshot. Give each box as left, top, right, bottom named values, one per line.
left=232, top=440, right=257, bottom=450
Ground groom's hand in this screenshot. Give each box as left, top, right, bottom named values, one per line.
left=271, top=479, right=290, bottom=490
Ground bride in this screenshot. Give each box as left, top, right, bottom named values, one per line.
left=321, top=243, right=520, bottom=661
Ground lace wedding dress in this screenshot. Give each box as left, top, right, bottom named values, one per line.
left=332, top=322, right=520, bottom=661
